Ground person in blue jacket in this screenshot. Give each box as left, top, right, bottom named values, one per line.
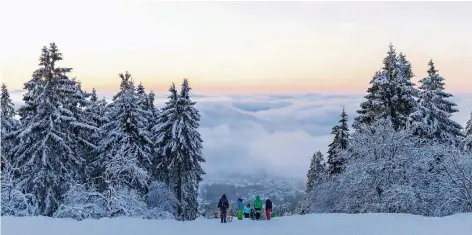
left=236, top=197, right=245, bottom=220
left=243, top=203, right=251, bottom=219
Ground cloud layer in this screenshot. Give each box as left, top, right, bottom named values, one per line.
left=8, top=91, right=472, bottom=180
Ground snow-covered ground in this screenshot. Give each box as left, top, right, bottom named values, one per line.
left=2, top=213, right=472, bottom=235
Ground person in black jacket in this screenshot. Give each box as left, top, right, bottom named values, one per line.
left=265, top=198, right=273, bottom=220
left=217, top=194, right=229, bottom=223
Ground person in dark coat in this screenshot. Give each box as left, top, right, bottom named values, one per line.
left=217, top=194, right=229, bottom=223
left=265, top=198, right=273, bottom=220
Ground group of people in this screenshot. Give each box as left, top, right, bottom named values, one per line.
left=217, top=194, right=273, bottom=223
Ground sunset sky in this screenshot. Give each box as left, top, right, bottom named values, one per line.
left=2, top=0, right=472, bottom=94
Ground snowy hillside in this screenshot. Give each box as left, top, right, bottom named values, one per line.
left=3, top=213, right=472, bottom=235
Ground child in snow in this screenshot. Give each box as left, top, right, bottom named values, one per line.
left=250, top=208, right=256, bottom=220
left=243, top=204, right=251, bottom=219
left=236, top=197, right=245, bottom=220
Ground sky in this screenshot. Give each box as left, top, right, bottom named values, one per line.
left=3, top=1, right=472, bottom=180
left=2, top=1, right=472, bottom=94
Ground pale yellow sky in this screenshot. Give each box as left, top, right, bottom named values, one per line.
left=1, top=1, right=472, bottom=94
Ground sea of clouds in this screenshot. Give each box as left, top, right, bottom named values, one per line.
left=8, top=91, right=472, bottom=180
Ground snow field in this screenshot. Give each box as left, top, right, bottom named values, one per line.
left=2, top=213, right=472, bottom=235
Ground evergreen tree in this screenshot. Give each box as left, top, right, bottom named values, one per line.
left=17, top=57, right=45, bottom=125
left=408, top=60, right=463, bottom=145
left=305, top=151, right=326, bottom=193
left=152, top=84, right=178, bottom=184
left=67, top=80, right=100, bottom=184
left=327, top=108, right=350, bottom=175
left=353, top=44, right=417, bottom=131
left=147, top=91, right=159, bottom=129
left=84, top=88, right=108, bottom=128
left=462, top=112, right=472, bottom=151
left=83, top=88, right=109, bottom=189
left=153, top=79, right=205, bottom=220
left=98, top=72, right=152, bottom=196
left=297, top=151, right=326, bottom=215
left=9, top=43, right=87, bottom=216
left=1, top=83, right=19, bottom=171
left=136, top=83, right=155, bottom=131
left=395, top=52, right=418, bottom=125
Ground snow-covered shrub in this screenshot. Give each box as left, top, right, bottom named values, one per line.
left=1, top=171, right=38, bottom=216
left=308, top=176, right=344, bottom=213
left=53, top=184, right=107, bottom=220
left=145, top=181, right=178, bottom=219
left=334, top=120, right=421, bottom=213
left=54, top=184, right=149, bottom=220
left=143, top=207, right=174, bottom=220
left=442, top=147, right=472, bottom=214
left=104, top=185, right=147, bottom=218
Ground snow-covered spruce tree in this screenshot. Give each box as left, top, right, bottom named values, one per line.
left=151, top=84, right=179, bottom=184
left=99, top=72, right=152, bottom=197
left=17, top=50, right=45, bottom=125
left=0, top=83, right=37, bottom=216
left=353, top=44, right=417, bottom=131
left=67, top=80, right=100, bottom=184
left=136, top=83, right=156, bottom=133
left=83, top=88, right=109, bottom=190
left=1, top=83, right=19, bottom=169
left=147, top=91, right=159, bottom=130
left=327, top=108, right=350, bottom=175
left=306, top=151, right=326, bottom=193
left=298, top=151, right=326, bottom=214
left=408, top=60, right=463, bottom=145
left=9, top=43, right=87, bottom=216
left=153, top=79, right=205, bottom=221
left=464, top=112, right=472, bottom=151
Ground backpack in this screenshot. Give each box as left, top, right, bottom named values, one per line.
left=218, top=198, right=229, bottom=209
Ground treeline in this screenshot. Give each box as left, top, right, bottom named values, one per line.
left=299, top=44, right=472, bottom=216
left=0, top=43, right=205, bottom=221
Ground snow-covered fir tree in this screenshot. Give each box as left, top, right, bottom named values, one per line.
left=98, top=72, right=152, bottom=197
left=408, top=60, right=463, bottom=145
left=1, top=83, right=19, bottom=170
left=136, top=83, right=155, bottom=132
left=17, top=58, right=44, bottom=125
left=66, top=80, right=100, bottom=184
left=147, top=91, right=159, bottom=130
left=151, top=84, right=179, bottom=183
left=153, top=79, right=205, bottom=221
left=327, top=108, right=350, bottom=175
left=83, top=88, right=109, bottom=189
left=9, top=43, right=88, bottom=216
left=306, top=151, right=326, bottom=194
left=84, top=88, right=108, bottom=129
left=464, top=112, right=472, bottom=151
left=297, top=151, right=327, bottom=215
left=353, top=44, right=417, bottom=131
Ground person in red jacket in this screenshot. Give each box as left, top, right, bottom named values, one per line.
left=265, top=198, right=273, bottom=220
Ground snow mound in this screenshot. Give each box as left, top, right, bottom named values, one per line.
left=2, top=213, right=472, bottom=235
